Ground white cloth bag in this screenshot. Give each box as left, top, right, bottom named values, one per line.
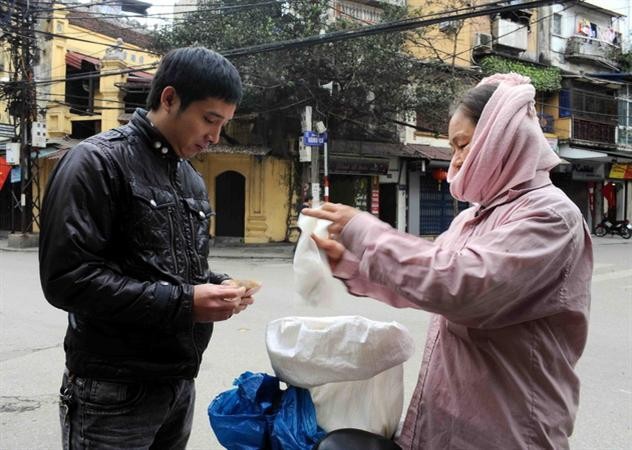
left=266, top=316, right=415, bottom=437
left=293, top=212, right=336, bottom=305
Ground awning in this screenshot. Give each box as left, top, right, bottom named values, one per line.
left=329, top=155, right=389, bottom=175
left=559, top=147, right=610, bottom=161
left=127, top=71, right=153, bottom=83
left=406, top=144, right=452, bottom=161
left=66, top=51, right=101, bottom=70
left=203, top=144, right=271, bottom=156
left=330, top=139, right=408, bottom=157
left=602, top=150, right=632, bottom=162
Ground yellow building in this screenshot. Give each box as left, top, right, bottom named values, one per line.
left=28, top=3, right=293, bottom=243
left=406, top=1, right=539, bottom=69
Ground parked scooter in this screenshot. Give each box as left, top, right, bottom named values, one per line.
left=594, top=218, right=632, bottom=239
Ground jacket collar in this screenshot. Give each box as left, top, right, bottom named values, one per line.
left=474, top=171, right=553, bottom=217
left=129, top=108, right=179, bottom=160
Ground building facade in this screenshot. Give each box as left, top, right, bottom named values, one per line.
left=1, top=1, right=293, bottom=243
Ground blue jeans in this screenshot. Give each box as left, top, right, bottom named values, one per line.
left=59, top=370, right=195, bottom=449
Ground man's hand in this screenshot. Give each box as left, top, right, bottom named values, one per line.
left=192, top=284, right=246, bottom=323
left=301, top=202, right=360, bottom=236
left=221, top=279, right=256, bottom=314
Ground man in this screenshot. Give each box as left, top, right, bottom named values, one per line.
left=39, top=47, right=251, bottom=449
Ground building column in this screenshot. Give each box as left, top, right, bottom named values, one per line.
left=99, top=53, right=126, bottom=132
left=245, top=156, right=268, bottom=243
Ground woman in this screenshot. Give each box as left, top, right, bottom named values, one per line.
left=303, top=73, right=592, bottom=449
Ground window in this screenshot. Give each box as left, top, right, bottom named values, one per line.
left=571, top=88, right=617, bottom=123
left=559, top=89, right=571, bottom=118
left=617, top=87, right=632, bottom=146
left=553, top=13, right=562, bottom=35
left=65, top=52, right=100, bottom=115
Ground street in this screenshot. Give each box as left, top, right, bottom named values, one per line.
left=1, top=237, right=631, bottom=449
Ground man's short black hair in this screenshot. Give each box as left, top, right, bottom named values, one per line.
left=146, top=47, right=242, bottom=111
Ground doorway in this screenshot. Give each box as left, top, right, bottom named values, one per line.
left=215, top=171, right=245, bottom=241
left=379, top=183, right=397, bottom=228
left=419, top=175, right=468, bottom=235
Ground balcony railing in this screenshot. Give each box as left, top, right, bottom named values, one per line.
left=573, top=118, right=616, bottom=144
left=565, top=35, right=621, bottom=69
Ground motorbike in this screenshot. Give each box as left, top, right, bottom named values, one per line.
left=594, top=218, right=632, bottom=239
left=315, top=428, right=401, bottom=450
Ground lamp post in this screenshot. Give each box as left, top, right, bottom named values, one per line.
left=315, top=121, right=329, bottom=202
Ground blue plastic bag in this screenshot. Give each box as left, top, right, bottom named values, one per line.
left=208, top=372, right=281, bottom=450
left=271, top=386, right=325, bottom=450
left=209, top=371, right=325, bottom=450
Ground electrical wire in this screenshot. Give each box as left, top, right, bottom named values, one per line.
left=33, top=0, right=285, bottom=20
left=221, top=0, right=577, bottom=57
left=0, top=0, right=501, bottom=85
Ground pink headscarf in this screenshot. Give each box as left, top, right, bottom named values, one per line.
left=447, top=73, right=561, bottom=206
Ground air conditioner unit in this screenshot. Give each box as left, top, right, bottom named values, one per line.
left=474, top=32, right=493, bottom=49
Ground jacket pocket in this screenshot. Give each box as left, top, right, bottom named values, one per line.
left=183, top=197, right=213, bottom=277
left=128, top=183, right=176, bottom=249
left=75, top=377, right=146, bottom=416
left=127, top=182, right=179, bottom=273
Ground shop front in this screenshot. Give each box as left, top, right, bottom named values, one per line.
left=556, top=145, right=610, bottom=230
left=326, top=140, right=407, bottom=231
left=605, top=161, right=632, bottom=221
left=407, top=144, right=468, bottom=236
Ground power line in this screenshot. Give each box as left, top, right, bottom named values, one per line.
left=10, top=0, right=491, bottom=85
left=31, top=0, right=126, bottom=13
left=11, top=0, right=576, bottom=87
left=222, top=0, right=577, bottom=57
left=31, top=0, right=286, bottom=20
left=452, top=1, right=576, bottom=61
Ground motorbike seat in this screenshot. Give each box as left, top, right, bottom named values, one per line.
left=313, top=428, right=402, bottom=450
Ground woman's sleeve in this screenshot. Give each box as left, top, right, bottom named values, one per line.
left=334, top=209, right=585, bottom=328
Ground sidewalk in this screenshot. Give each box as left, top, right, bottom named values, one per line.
left=0, top=237, right=295, bottom=259
left=208, top=243, right=295, bottom=260
left=2, top=235, right=627, bottom=258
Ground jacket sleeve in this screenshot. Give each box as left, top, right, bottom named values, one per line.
left=39, top=142, right=193, bottom=330
left=334, top=209, right=586, bottom=328
left=208, top=270, right=231, bottom=285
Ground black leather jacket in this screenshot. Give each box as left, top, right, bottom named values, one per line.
left=39, top=109, right=229, bottom=381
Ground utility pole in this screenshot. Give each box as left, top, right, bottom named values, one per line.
left=301, top=106, right=321, bottom=206
left=1, top=0, right=40, bottom=246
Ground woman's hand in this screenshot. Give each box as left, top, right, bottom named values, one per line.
left=311, top=233, right=347, bottom=271
left=301, top=202, right=360, bottom=236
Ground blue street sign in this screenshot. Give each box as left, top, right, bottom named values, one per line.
left=10, top=166, right=20, bottom=183
left=302, top=131, right=328, bottom=146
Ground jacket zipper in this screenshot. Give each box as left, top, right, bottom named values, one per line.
left=169, top=160, right=192, bottom=281
left=169, top=159, right=200, bottom=371
left=167, top=208, right=179, bottom=274
left=188, top=213, right=203, bottom=276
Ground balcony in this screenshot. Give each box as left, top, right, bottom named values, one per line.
left=565, top=35, right=621, bottom=70
left=573, top=118, right=616, bottom=145
left=344, top=0, right=405, bottom=7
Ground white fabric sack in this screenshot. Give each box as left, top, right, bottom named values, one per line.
left=293, top=211, right=336, bottom=305
left=309, top=365, right=404, bottom=438
left=266, top=316, right=415, bottom=437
